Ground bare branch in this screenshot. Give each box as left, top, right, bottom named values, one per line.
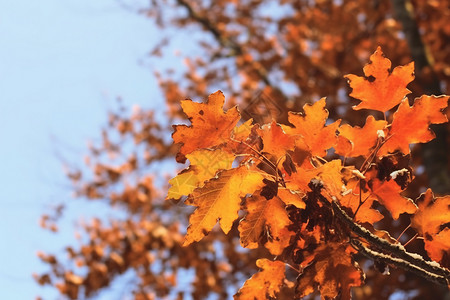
left=176, top=0, right=286, bottom=97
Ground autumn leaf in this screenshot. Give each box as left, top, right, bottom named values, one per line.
left=296, top=243, right=364, bottom=299
left=184, top=166, right=265, bottom=245
left=172, top=91, right=240, bottom=163
left=229, top=119, right=261, bottom=155
left=285, top=164, right=321, bottom=193
left=167, top=148, right=235, bottom=200
left=336, top=115, right=387, bottom=157
left=317, top=160, right=343, bottom=198
left=426, top=228, right=450, bottom=266
left=411, top=189, right=450, bottom=264
left=234, top=259, right=287, bottom=300
left=371, top=179, right=417, bottom=220
left=345, top=46, right=414, bottom=113
left=239, top=193, right=295, bottom=255
left=277, top=188, right=306, bottom=209
left=339, top=179, right=384, bottom=224
left=258, top=121, right=295, bottom=159
left=379, top=95, right=449, bottom=155
left=282, top=98, right=340, bottom=157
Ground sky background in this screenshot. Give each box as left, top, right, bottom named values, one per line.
left=0, top=0, right=171, bottom=298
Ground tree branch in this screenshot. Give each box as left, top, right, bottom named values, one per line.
left=351, top=239, right=448, bottom=286
left=175, top=0, right=287, bottom=99
left=330, top=198, right=450, bottom=285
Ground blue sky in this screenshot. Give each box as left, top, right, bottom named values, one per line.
left=0, top=0, right=171, bottom=298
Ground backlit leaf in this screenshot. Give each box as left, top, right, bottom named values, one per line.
left=282, top=98, right=340, bottom=157
left=379, top=95, right=449, bottom=155
left=345, top=46, right=414, bottom=112
left=339, top=179, right=383, bottom=224
left=296, top=243, right=364, bottom=299
left=336, top=115, right=387, bottom=157
left=239, top=193, right=294, bottom=255
left=167, top=149, right=235, bottom=200
left=234, top=259, right=287, bottom=300
left=371, top=179, right=417, bottom=220
left=258, top=121, right=295, bottom=159
left=184, top=166, right=265, bottom=245
left=411, top=189, right=450, bottom=264
left=172, top=91, right=240, bottom=163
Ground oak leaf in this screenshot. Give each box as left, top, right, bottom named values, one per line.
left=339, top=179, right=383, bottom=224
left=285, top=165, right=321, bottom=193
left=239, top=193, right=295, bottom=255
left=317, top=160, right=344, bottom=202
left=258, top=121, right=295, bottom=159
left=172, top=91, right=240, bottom=163
left=379, top=95, right=449, bottom=155
left=184, top=166, right=265, bottom=245
left=411, top=189, right=450, bottom=264
left=345, top=46, right=414, bottom=112
left=296, top=243, right=364, bottom=299
left=277, top=188, right=306, bottom=209
left=282, top=98, right=340, bottom=157
left=167, top=149, right=235, bottom=200
left=371, top=179, right=417, bottom=220
left=234, top=259, right=287, bottom=300
left=228, top=119, right=260, bottom=155
left=336, top=115, right=387, bottom=157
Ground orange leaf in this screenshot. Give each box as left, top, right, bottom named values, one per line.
left=167, top=149, right=235, bottom=200
left=239, top=193, right=295, bottom=255
left=371, top=179, right=417, bottom=220
left=296, top=243, right=363, bottom=299
left=184, top=166, right=265, bottom=245
left=345, top=46, right=414, bottom=112
left=411, top=189, right=450, bottom=264
left=339, top=179, right=383, bottom=224
left=258, top=121, right=295, bottom=159
left=318, top=160, right=344, bottom=201
left=278, top=188, right=306, bottom=209
left=235, top=259, right=287, bottom=300
left=285, top=164, right=321, bottom=193
left=282, top=98, right=340, bottom=157
left=336, top=115, right=387, bottom=157
left=425, top=228, right=450, bottom=265
left=412, top=189, right=450, bottom=236
left=172, top=91, right=240, bottom=163
left=228, top=118, right=259, bottom=155
left=379, top=95, right=449, bottom=155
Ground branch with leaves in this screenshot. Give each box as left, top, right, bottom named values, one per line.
left=168, top=47, right=450, bottom=299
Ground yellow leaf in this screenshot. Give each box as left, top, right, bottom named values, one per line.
left=167, top=149, right=235, bottom=200
left=184, top=166, right=265, bottom=245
